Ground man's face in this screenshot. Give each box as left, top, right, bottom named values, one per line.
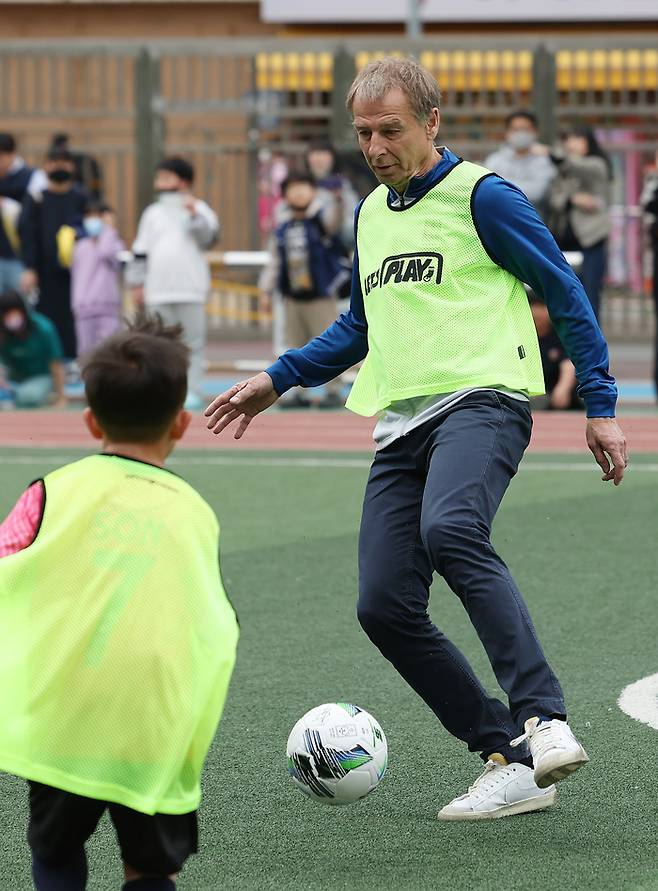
left=352, top=87, right=439, bottom=192
left=506, top=116, right=538, bottom=152
left=154, top=170, right=186, bottom=192
left=45, top=159, right=75, bottom=183
left=0, top=151, right=15, bottom=177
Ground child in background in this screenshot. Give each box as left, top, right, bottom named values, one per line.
left=268, top=174, right=349, bottom=408
left=0, top=316, right=239, bottom=891
left=132, top=157, right=219, bottom=411
left=71, top=201, right=125, bottom=357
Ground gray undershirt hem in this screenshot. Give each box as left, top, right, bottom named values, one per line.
left=373, top=387, right=530, bottom=450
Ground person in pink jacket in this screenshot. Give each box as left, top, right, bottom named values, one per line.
left=71, top=202, right=125, bottom=357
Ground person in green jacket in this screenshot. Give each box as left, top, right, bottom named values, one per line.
left=0, top=315, right=239, bottom=891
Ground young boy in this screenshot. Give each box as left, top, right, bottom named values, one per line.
left=72, top=201, right=125, bottom=357
left=0, top=316, right=239, bottom=891
left=132, top=157, right=219, bottom=411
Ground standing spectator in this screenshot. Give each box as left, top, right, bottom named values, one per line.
left=548, top=125, right=612, bottom=321
left=0, top=196, right=23, bottom=293
left=0, top=132, right=48, bottom=203
left=71, top=202, right=125, bottom=357
left=0, top=290, right=66, bottom=408
left=484, top=111, right=556, bottom=219
left=640, top=152, right=658, bottom=401
left=0, top=133, right=48, bottom=292
left=132, top=156, right=219, bottom=411
left=268, top=174, right=349, bottom=408
left=50, top=132, right=103, bottom=202
left=305, top=141, right=360, bottom=249
left=18, top=148, right=87, bottom=360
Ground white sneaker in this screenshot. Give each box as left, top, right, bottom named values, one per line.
left=511, top=717, right=589, bottom=789
left=437, top=757, right=556, bottom=821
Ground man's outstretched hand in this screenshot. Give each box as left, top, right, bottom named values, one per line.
left=205, top=372, right=279, bottom=439
left=586, top=417, right=629, bottom=486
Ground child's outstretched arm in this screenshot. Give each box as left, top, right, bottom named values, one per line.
left=0, top=481, right=44, bottom=557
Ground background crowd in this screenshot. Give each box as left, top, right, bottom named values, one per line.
left=1, top=120, right=658, bottom=412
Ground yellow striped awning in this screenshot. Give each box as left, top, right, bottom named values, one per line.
left=255, top=48, right=658, bottom=92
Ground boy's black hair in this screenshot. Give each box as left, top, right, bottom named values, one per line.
left=0, top=133, right=17, bottom=154
left=46, top=147, right=75, bottom=164
left=504, top=109, right=538, bottom=130
left=156, top=156, right=195, bottom=185
left=81, top=315, right=189, bottom=444
left=281, top=173, right=316, bottom=194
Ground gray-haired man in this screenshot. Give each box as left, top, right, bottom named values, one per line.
left=205, top=57, right=627, bottom=820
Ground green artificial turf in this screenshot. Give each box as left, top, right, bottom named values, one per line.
left=0, top=448, right=657, bottom=890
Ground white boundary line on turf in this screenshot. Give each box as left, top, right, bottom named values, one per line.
left=0, top=455, right=658, bottom=471
left=618, top=673, right=658, bottom=731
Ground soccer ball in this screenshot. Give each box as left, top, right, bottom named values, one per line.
left=286, top=702, right=388, bottom=806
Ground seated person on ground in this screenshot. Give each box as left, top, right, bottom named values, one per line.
left=529, top=293, right=581, bottom=411
left=0, top=289, right=66, bottom=408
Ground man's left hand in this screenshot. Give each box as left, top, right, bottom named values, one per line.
left=586, top=417, right=628, bottom=486
left=182, top=194, right=196, bottom=215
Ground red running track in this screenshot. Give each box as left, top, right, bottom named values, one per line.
left=0, top=409, right=656, bottom=452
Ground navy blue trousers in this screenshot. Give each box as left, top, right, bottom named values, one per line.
left=357, top=392, right=566, bottom=762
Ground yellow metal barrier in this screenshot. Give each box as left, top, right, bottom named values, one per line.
left=207, top=276, right=272, bottom=328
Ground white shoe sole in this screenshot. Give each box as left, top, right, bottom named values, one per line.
left=535, top=749, right=590, bottom=789
left=437, top=787, right=557, bottom=821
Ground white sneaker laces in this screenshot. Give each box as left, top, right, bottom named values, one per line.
left=468, top=760, right=514, bottom=796
left=511, top=720, right=565, bottom=759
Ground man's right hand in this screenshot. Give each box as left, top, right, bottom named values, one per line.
left=205, top=372, right=279, bottom=439
left=20, top=269, right=38, bottom=294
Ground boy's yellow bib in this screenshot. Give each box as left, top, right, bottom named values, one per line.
left=346, top=160, right=545, bottom=416
left=0, top=455, right=239, bottom=815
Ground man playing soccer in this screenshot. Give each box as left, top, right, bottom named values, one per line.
left=205, top=57, right=627, bottom=820
left=0, top=317, right=239, bottom=887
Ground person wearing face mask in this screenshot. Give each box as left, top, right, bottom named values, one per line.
left=484, top=110, right=556, bottom=220
left=131, top=157, right=219, bottom=411
left=0, top=290, right=66, bottom=408
left=18, top=148, right=87, bottom=360
left=71, top=202, right=125, bottom=357
left=547, top=125, right=613, bottom=321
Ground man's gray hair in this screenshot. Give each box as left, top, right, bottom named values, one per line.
left=346, top=56, right=441, bottom=122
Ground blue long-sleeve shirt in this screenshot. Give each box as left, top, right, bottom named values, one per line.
left=267, top=147, right=617, bottom=418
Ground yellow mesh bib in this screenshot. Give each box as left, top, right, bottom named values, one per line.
left=0, top=455, right=239, bottom=814
left=346, top=160, right=545, bottom=416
